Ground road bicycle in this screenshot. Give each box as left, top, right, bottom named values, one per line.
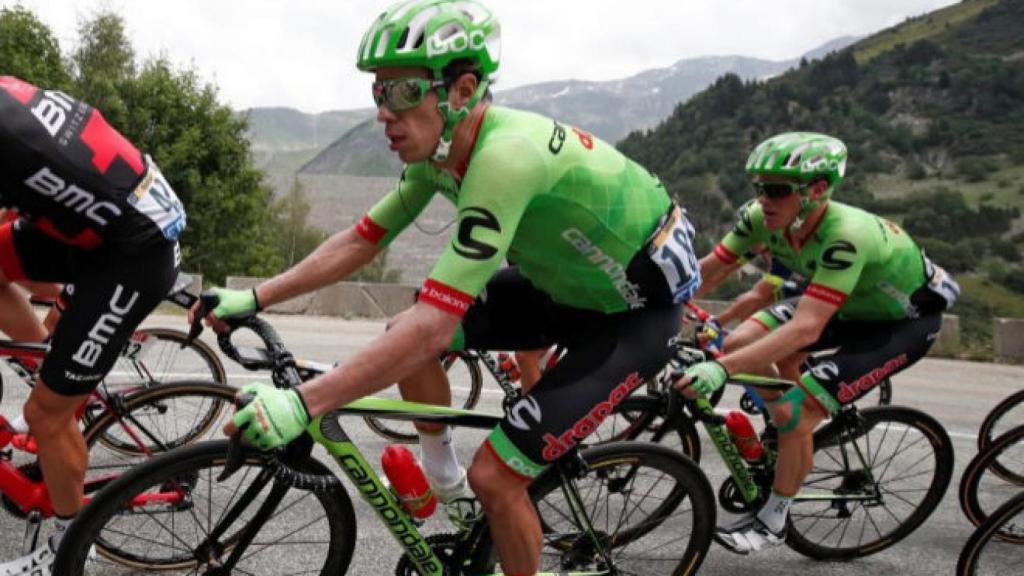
left=605, top=333, right=954, bottom=560
left=976, top=389, right=1024, bottom=484
left=53, top=296, right=717, bottom=575
left=956, top=489, right=1024, bottom=576
left=959, top=423, right=1024, bottom=539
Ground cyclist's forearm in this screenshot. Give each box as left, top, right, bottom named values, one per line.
left=719, top=315, right=820, bottom=377
left=694, top=253, right=736, bottom=299
left=298, top=303, right=459, bottom=417
left=256, top=228, right=379, bottom=308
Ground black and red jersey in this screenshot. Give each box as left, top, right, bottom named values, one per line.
left=0, top=76, right=185, bottom=251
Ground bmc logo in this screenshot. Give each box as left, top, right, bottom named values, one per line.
left=25, top=167, right=122, bottom=227
left=31, top=89, right=76, bottom=137
left=72, top=285, right=140, bottom=368
left=427, top=28, right=487, bottom=58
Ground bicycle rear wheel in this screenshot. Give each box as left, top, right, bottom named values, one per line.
left=977, top=390, right=1024, bottom=484
left=960, top=424, right=1024, bottom=536
left=363, top=351, right=483, bottom=443
left=530, top=442, right=714, bottom=575
left=83, top=380, right=232, bottom=458
left=957, top=490, right=1024, bottom=576
left=786, top=405, right=954, bottom=560
left=52, top=440, right=356, bottom=575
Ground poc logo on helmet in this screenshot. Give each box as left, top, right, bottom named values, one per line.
left=427, top=28, right=488, bottom=58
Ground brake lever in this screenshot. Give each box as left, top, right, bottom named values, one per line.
left=218, top=392, right=255, bottom=482
left=186, top=291, right=220, bottom=345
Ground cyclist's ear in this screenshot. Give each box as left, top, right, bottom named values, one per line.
left=808, top=179, right=829, bottom=200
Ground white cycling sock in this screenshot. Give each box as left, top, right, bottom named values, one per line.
left=419, top=427, right=462, bottom=485
left=757, top=491, right=792, bottom=533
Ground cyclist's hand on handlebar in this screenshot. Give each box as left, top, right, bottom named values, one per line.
left=224, top=383, right=310, bottom=450
left=673, top=360, right=729, bottom=396
left=188, top=287, right=260, bottom=333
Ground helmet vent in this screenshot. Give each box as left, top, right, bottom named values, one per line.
left=403, top=5, right=440, bottom=51
left=375, top=29, right=393, bottom=59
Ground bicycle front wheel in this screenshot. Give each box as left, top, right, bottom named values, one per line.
left=530, top=442, right=715, bottom=575
left=363, top=350, right=483, bottom=443
left=100, top=327, right=227, bottom=393
left=787, top=405, right=954, bottom=560
left=53, top=439, right=356, bottom=575
left=960, top=424, right=1024, bottom=535
left=956, top=490, right=1024, bottom=576
left=977, top=390, right=1024, bottom=484
left=595, top=393, right=702, bottom=463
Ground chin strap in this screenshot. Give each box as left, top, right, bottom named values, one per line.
left=789, top=183, right=833, bottom=232
left=430, top=78, right=491, bottom=163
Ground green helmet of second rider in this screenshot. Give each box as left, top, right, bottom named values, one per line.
left=357, top=0, right=501, bottom=162
left=745, top=132, right=848, bottom=228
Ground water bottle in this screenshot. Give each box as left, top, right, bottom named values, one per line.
left=724, top=411, right=764, bottom=462
left=381, top=445, right=437, bottom=519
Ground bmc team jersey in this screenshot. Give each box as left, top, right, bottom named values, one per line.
left=714, top=201, right=929, bottom=321
left=356, top=106, right=698, bottom=315
left=0, top=76, right=185, bottom=251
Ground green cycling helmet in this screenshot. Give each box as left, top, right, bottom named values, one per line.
left=358, top=0, right=501, bottom=161
left=746, top=132, right=847, bottom=224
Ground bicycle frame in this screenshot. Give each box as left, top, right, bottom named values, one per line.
left=682, top=377, right=882, bottom=509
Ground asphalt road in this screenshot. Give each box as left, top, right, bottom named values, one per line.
left=1, top=312, right=1021, bottom=575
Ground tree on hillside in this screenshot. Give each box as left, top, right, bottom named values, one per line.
left=50, top=10, right=287, bottom=283
left=71, top=11, right=134, bottom=127
left=275, top=177, right=328, bottom=267
left=0, top=6, right=70, bottom=88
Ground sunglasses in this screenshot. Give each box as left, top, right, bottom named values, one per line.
left=371, top=77, right=446, bottom=112
left=752, top=180, right=807, bottom=199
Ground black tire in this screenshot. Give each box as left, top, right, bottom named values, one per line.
left=82, top=380, right=234, bottom=462
left=100, top=327, right=227, bottom=391
left=530, top=442, right=715, bottom=575
left=53, top=439, right=356, bottom=575
left=597, top=394, right=702, bottom=463
left=960, top=424, right=1024, bottom=534
left=86, top=328, right=228, bottom=451
left=977, top=390, right=1024, bottom=484
left=956, top=490, right=1024, bottom=576
left=363, top=351, right=483, bottom=443
left=786, top=405, right=954, bottom=560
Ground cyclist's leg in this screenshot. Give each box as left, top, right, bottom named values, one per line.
left=0, top=220, right=49, bottom=342
left=469, top=300, right=683, bottom=572
left=25, top=241, right=177, bottom=519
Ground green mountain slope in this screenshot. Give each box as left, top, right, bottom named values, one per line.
left=618, top=0, right=1024, bottom=355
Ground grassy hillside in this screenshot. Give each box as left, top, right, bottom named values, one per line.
left=853, top=0, right=1001, bottom=63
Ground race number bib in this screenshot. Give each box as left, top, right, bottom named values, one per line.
left=128, top=156, right=186, bottom=241
left=647, top=205, right=701, bottom=303
left=923, top=254, right=959, bottom=310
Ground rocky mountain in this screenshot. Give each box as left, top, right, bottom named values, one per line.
left=288, top=35, right=859, bottom=177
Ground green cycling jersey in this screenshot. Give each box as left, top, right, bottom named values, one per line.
left=356, top=106, right=696, bottom=316
left=714, top=200, right=930, bottom=321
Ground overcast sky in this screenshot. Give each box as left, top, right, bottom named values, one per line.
left=9, top=0, right=956, bottom=113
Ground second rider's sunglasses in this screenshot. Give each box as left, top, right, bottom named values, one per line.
left=752, top=180, right=807, bottom=199
left=372, top=77, right=446, bottom=112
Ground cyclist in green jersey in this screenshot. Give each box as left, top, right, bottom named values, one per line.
left=676, top=132, right=959, bottom=554
left=194, top=1, right=700, bottom=572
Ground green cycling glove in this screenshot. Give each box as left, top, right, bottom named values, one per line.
left=233, top=383, right=311, bottom=450
left=683, top=361, right=729, bottom=396
left=211, top=287, right=261, bottom=319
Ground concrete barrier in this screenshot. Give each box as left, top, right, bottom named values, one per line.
left=994, top=318, right=1024, bottom=364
